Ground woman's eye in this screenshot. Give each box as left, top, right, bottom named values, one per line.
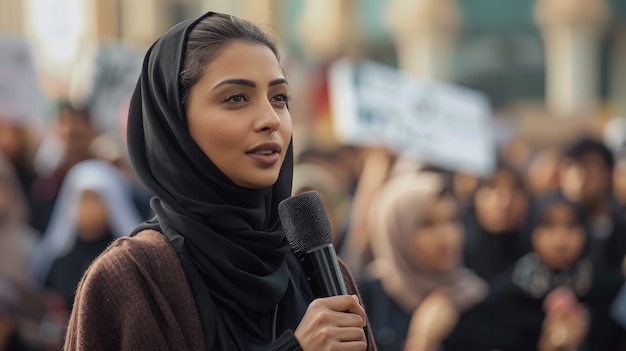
left=223, top=94, right=247, bottom=103
left=271, top=94, right=290, bottom=103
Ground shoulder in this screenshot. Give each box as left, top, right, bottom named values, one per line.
left=67, top=230, right=204, bottom=350
left=93, top=230, right=175, bottom=268
left=79, top=230, right=183, bottom=295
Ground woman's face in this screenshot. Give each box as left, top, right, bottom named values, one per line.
left=76, top=190, right=109, bottom=241
left=411, top=196, right=464, bottom=273
left=560, top=153, right=612, bottom=206
left=186, top=41, right=292, bottom=189
left=532, top=202, right=586, bottom=271
left=526, top=150, right=561, bottom=195
left=475, top=170, right=529, bottom=233
left=57, top=109, right=96, bottom=159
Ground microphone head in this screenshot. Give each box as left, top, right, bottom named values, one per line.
left=278, top=191, right=333, bottom=255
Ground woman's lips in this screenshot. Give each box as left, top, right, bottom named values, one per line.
left=247, top=151, right=280, bottom=166
left=246, top=142, right=281, bottom=166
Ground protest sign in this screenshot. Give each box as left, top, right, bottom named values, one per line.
left=86, top=43, right=143, bottom=133
left=0, top=37, right=46, bottom=129
left=329, top=58, right=496, bottom=176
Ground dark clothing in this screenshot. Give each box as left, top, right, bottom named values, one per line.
left=444, top=271, right=544, bottom=351
left=64, top=230, right=376, bottom=351
left=44, top=231, right=115, bottom=311
left=443, top=268, right=624, bottom=351
left=447, top=192, right=625, bottom=351
left=463, top=207, right=524, bottom=282
left=358, top=277, right=411, bottom=351
left=588, top=203, right=626, bottom=273
left=13, top=163, right=38, bottom=229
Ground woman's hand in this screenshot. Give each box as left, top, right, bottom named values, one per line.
left=404, top=290, right=459, bottom=351
left=538, top=287, right=588, bottom=351
left=294, top=295, right=367, bottom=351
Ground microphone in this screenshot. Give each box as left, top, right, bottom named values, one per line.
left=278, top=191, right=348, bottom=297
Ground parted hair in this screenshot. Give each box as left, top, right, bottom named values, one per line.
left=180, top=12, right=280, bottom=105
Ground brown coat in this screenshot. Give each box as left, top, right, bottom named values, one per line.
left=64, top=230, right=376, bottom=350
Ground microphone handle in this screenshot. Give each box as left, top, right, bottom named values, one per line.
left=302, top=244, right=348, bottom=297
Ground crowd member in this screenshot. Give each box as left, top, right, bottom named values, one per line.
left=0, top=153, right=40, bottom=350
left=559, top=137, right=626, bottom=272
left=30, top=159, right=142, bottom=311
left=30, top=102, right=99, bottom=232
left=443, top=191, right=624, bottom=351
left=359, top=172, right=486, bottom=351
left=525, top=147, right=562, bottom=197
left=88, top=132, right=153, bottom=220
left=463, top=161, right=531, bottom=282
left=0, top=111, right=40, bottom=229
left=0, top=36, right=43, bottom=182
left=500, top=138, right=533, bottom=173
left=0, top=153, right=38, bottom=280
left=64, top=11, right=375, bottom=350
left=450, top=170, right=479, bottom=210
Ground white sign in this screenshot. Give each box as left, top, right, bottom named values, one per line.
left=86, top=44, right=144, bottom=133
left=329, top=59, right=496, bottom=176
left=0, top=37, right=46, bottom=128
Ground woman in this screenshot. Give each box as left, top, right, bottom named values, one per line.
left=0, top=153, right=40, bottom=350
left=64, top=11, right=375, bottom=351
left=463, top=161, right=530, bottom=281
left=444, top=191, right=625, bottom=351
left=30, top=102, right=99, bottom=232
left=31, top=159, right=143, bottom=311
left=359, top=172, right=487, bottom=351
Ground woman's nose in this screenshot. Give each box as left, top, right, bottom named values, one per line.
left=255, top=101, right=281, bottom=132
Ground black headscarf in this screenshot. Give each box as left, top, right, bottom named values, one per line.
left=513, top=191, right=594, bottom=300
left=523, top=191, right=591, bottom=256
left=127, top=11, right=304, bottom=349
left=463, top=162, right=529, bottom=281
left=446, top=192, right=624, bottom=351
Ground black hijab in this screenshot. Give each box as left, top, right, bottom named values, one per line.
left=446, top=192, right=624, bottom=351
left=523, top=191, right=591, bottom=257
left=463, top=163, right=529, bottom=281
left=513, top=191, right=593, bottom=300
left=127, top=12, right=304, bottom=349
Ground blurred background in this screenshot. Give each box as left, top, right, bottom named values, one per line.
left=2, top=0, right=626, bottom=350
left=0, top=0, right=625, bottom=141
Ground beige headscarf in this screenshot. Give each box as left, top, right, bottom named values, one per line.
left=367, top=172, right=487, bottom=314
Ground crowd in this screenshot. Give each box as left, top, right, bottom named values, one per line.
left=334, top=138, right=626, bottom=350
left=1, top=40, right=626, bottom=351
left=288, top=132, right=626, bottom=350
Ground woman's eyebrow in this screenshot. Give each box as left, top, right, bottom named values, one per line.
left=213, top=78, right=288, bottom=90
left=269, top=78, right=288, bottom=86
left=214, top=79, right=255, bottom=89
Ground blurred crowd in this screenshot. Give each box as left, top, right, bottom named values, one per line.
left=1, top=26, right=626, bottom=351
left=0, top=99, right=152, bottom=350
left=344, top=139, right=626, bottom=351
